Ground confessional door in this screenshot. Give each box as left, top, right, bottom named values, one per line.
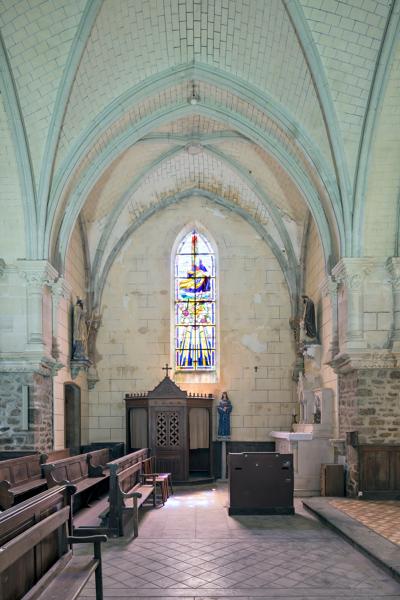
left=150, top=405, right=188, bottom=482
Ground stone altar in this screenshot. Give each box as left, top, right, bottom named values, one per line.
left=271, top=374, right=335, bottom=496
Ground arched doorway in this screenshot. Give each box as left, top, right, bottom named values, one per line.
left=64, top=383, right=81, bottom=453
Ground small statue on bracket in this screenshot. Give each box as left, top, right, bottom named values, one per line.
left=313, top=395, right=322, bottom=424
left=217, top=391, right=233, bottom=438
left=72, top=298, right=89, bottom=360
left=301, top=295, right=317, bottom=340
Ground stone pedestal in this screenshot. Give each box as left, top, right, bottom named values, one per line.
left=271, top=428, right=334, bottom=496
left=220, top=439, right=228, bottom=481
left=271, top=382, right=335, bottom=496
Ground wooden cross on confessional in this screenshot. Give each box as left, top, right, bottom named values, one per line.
left=162, top=363, right=172, bottom=378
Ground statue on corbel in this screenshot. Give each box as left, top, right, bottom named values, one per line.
left=86, top=311, right=102, bottom=389
left=290, top=294, right=320, bottom=381
left=70, top=298, right=92, bottom=379
left=301, top=295, right=318, bottom=343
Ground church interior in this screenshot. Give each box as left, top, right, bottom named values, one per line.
left=0, top=0, right=400, bottom=598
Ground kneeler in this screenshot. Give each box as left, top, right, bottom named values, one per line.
left=142, top=456, right=173, bottom=504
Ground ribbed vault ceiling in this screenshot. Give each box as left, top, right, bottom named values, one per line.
left=0, top=0, right=399, bottom=295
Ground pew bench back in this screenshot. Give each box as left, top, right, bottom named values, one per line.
left=0, top=485, right=106, bottom=600
left=43, top=453, right=90, bottom=487
left=40, top=449, right=71, bottom=464
left=0, top=455, right=47, bottom=510
left=106, top=449, right=154, bottom=537
left=87, top=448, right=110, bottom=476
left=0, top=485, right=75, bottom=599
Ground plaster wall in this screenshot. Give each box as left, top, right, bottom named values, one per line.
left=53, top=224, right=88, bottom=449
left=88, top=196, right=296, bottom=444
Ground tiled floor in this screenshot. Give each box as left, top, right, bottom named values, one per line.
left=79, top=484, right=400, bottom=599
left=330, top=498, right=400, bottom=546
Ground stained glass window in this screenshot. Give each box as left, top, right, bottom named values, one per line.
left=175, top=230, right=216, bottom=371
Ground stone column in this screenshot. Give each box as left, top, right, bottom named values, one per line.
left=0, top=261, right=60, bottom=452
left=332, top=258, right=372, bottom=351
left=329, top=258, right=400, bottom=496
left=18, top=260, right=58, bottom=350
left=51, top=276, right=72, bottom=361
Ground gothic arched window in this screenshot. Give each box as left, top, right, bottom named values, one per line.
left=175, top=229, right=216, bottom=371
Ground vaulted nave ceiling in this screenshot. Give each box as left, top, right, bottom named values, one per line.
left=0, top=0, right=399, bottom=297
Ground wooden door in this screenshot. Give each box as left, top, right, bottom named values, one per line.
left=64, top=384, right=81, bottom=453
left=152, top=407, right=187, bottom=481
left=359, top=445, right=400, bottom=498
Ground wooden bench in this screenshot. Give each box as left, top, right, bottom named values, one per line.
left=142, top=455, right=173, bottom=504
left=42, top=452, right=109, bottom=513
left=0, top=454, right=47, bottom=510
left=40, top=448, right=71, bottom=464
left=106, top=449, right=156, bottom=537
left=87, top=448, right=111, bottom=476
left=0, top=485, right=107, bottom=600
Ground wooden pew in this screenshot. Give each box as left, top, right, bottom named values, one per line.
left=0, top=485, right=107, bottom=600
left=40, top=448, right=71, bottom=464
left=106, top=449, right=155, bottom=537
left=0, top=454, right=47, bottom=510
left=87, top=448, right=111, bottom=476
left=42, top=452, right=109, bottom=513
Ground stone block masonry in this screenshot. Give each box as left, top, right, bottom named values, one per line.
left=338, top=367, right=400, bottom=495
left=0, top=371, right=53, bottom=452
left=88, top=198, right=296, bottom=443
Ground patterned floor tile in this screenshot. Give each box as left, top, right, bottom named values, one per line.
left=78, top=485, right=400, bottom=599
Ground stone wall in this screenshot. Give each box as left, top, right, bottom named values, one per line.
left=53, top=223, right=89, bottom=449
left=338, top=367, right=400, bottom=495
left=0, top=371, right=53, bottom=452
left=89, top=197, right=296, bottom=443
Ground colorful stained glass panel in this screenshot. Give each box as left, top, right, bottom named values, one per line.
left=175, top=230, right=216, bottom=371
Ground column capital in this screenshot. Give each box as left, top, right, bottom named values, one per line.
left=319, top=275, right=338, bottom=298
left=329, top=349, right=399, bottom=374
left=17, top=260, right=58, bottom=288
left=51, top=276, right=72, bottom=301
left=331, top=258, right=375, bottom=289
